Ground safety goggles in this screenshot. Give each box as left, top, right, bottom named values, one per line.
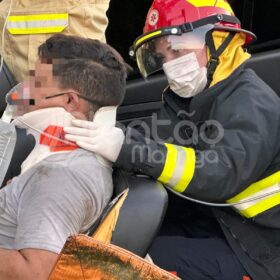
left=133, top=25, right=214, bottom=78
left=130, top=14, right=242, bottom=77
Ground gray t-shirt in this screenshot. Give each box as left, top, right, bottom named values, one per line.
left=0, top=149, right=113, bottom=254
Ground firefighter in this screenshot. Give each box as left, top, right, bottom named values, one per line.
left=64, top=0, right=280, bottom=279
left=0, top=0, right=110, bottom=82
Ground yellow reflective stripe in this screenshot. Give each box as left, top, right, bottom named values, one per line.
left=227, top=171, right=280, bottom=218
left=228, top=171, right=280, bottom=203
left=158, top=144, right=196, bottom=193
left=173, top=147, right=195, bottom=193
left=167, top=146, right=187, bottom=187
left=135, top=30, right=162, bottom=48
left=239, top=193, right=280, bottom=218
left=8, top=14, right=68, bottom=22
left=7, top=14, right=68, bottom=35
left=187, top=0, right=233, bottom=13
left=233, top=184, right=280, bottom=211
left=8, top=27, right=67, bottom=35
left=157, top=143, right=178, bottom=184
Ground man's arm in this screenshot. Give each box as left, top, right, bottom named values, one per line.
left=6, top=163, right=98, bottom=280
left=0, top=248, right=57, bottom=280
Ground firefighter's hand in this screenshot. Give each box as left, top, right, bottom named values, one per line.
left=64, top=120, right=125, bottom=162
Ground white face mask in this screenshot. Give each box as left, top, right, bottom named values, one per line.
left=163, top=52, right=208, bottom=98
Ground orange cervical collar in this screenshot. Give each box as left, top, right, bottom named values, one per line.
left=40, top=125, right=78, bottom=152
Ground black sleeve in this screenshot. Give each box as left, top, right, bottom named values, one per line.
left=115, top=74, right=280, bottom=203
left=115, top=126, right=166, bottom=177
left=185, top=76, right=280, bottom=201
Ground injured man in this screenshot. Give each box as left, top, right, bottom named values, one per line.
left=0, top=34, right=127, bottom=280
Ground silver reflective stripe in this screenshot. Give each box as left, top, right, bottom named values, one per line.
left=0, top=121, right=17, bottom=187
left=7, top=19, right=68, bottom=29
left=233, top=183, right=280, bottom=211
left=167, top=146, right=187, bottom=187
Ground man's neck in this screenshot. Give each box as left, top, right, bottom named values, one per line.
left=13, top=107, right=74, bottom=132
left=12, top=108, right=78, bottom=174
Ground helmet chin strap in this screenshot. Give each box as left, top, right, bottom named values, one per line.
left=205, top=30, right=236, bottom=86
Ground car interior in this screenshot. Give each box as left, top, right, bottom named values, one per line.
left=0, top=0, right=280, bottom=258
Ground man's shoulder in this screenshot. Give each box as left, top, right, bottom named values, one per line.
left=17, top=149, right=113, bottom=197
left=23, top=149, right=112, bottom=189
left=41, top=149, right=111, bottom=171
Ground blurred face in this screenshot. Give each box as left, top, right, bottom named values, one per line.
left=7, top=59, right=90, bottom=120
left=26, top=59, right=67, bottom=112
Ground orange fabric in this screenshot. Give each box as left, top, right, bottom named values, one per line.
left=40, top=125, right=78, bottom=152
left=49, top=235, right=181, bottom=280
left=91, top=189, right=129, bottom=243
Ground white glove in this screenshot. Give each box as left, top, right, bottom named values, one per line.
left=64, top=120, right=125, bottom=162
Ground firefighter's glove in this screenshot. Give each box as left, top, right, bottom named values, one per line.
left=64, top=120, right=125, bottom=162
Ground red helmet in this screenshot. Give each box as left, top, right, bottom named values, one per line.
left=143, top=0, right=254, bottom=44
left=130, top=0, right=256, bottom=78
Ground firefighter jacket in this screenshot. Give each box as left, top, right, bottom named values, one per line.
left=115, top=65, right=280, bottom=280
left=0, top=0, right=110, bottom=82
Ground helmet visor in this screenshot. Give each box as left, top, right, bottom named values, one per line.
left=135, top=25, right=213, bottom=78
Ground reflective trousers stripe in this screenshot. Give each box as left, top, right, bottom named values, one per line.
left=157, top=143, right=196, bottom=193
left=7, top=14, right=68, bottom=35
left=227, top=171, right=280, bottom=218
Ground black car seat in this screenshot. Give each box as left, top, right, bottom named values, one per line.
left=111, top=169, right=168, bottom=257
left=0, top=59, right=32, bottom=187
left=1, top=128, right=35, bottom=188
left=244, top=49, right=280, bottom=97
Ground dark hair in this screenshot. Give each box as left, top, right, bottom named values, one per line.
left=38, top=34, right=128, bottom=109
